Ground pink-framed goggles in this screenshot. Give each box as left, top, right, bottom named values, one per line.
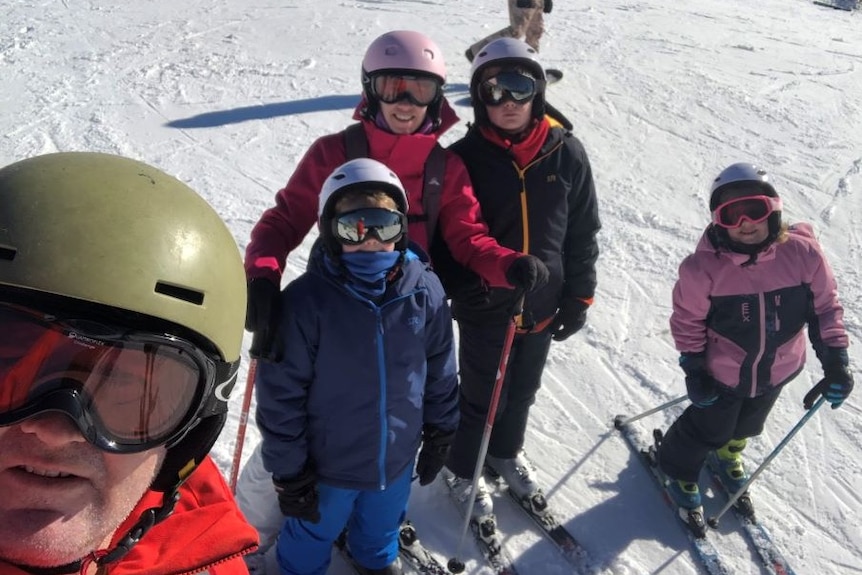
left=712, top=195, right=782, bottom=229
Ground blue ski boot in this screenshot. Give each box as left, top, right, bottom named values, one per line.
left=666, top=478, right=702, bottom=510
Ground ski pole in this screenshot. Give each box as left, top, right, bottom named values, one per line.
left=707, top=396, right=826, bottom=528
left=447, top=294, right=525, bottom=575
left=228, top=355, right=258, bottom=494
left=613, top=395, right=688, bottom=430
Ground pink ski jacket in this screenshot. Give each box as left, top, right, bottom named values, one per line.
left=670, top=223, right=848, bottom=397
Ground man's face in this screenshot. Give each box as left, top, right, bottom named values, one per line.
left=0, top=414, right=165, bottom=568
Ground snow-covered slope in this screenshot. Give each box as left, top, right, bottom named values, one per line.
left=2, top=0, right=860, bottom=573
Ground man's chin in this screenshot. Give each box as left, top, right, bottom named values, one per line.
left=0, top=517, right=104, bottom=571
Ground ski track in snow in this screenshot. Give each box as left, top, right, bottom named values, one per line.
left=2, top=0, right=862, bottom=573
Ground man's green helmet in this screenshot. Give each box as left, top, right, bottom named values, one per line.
left=0, top=152, right=246, bottom=493
left=0, top=151, right=245, bottom=363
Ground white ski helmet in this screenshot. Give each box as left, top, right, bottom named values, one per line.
left=319, top=158, right=409, bottom=254
left=469, top=38, right=547, bottom=123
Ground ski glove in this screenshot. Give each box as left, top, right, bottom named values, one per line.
left=549, top=298, right=589, bottom=342
left=680, top=352, right=719, bottom=408
left=416, top=426, right=456, bottom=486
left=246, top=277, right=281, bottom=360
left=544, top=0, right=553, bottom=13
left=273, top=466, right=320, bottom=523
left=805, top=347, right=854, bottom=409
left=505, top=255, right=550, bottom=293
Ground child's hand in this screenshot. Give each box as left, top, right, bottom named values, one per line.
left=808, top=347, right=855, bottom=409
left=273, top=466, right=320, bottom=523
left=804, top=369, right=854, bottom=410
left=679, top=352, right=719, bottom=408
left=416, top=426, right=456, bottom=486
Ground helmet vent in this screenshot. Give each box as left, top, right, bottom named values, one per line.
left=0, top=245, right=16, bottom=261
left=155, top=281, right=205, bottom=305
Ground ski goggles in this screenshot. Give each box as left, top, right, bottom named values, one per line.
left=333, top=207, right=407, bottom=245
left=712, top=195, right=783, bottom=229
left=477, top=71, right=538, bottom=106
left=0, top=302, right=234, bottom=454
left=371, top=74, right=442, bottom=107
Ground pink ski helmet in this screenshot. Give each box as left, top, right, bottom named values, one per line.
left=361, top=30, right=447, bottom=126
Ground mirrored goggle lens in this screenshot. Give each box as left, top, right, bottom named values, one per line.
left=478, top=72, right=537, bottom=106
left=0, top=303, right=210, bottom=451
left=333, top=208, right=406, bottom=245
left=712, top=195, right=782, bottom=229
left=372, top=74, right=441, bottom=106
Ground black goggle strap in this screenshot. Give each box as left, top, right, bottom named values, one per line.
left=88, top=489, right=181, bottom=570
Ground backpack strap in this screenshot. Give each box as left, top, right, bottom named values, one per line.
left=343, top=123, right=368, bottom=160
left=343, top=123, right=446, bottom=248
left=420, top=144, right=445, bottom=248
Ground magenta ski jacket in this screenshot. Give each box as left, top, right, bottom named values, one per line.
left=670, top=222, right=848, bottom=397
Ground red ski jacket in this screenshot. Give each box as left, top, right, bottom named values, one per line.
left=244, top=98, right=519, bottom=287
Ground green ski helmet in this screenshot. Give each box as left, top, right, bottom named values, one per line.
left=0, top=152, right=246, bottom=495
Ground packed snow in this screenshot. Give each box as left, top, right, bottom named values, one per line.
left=2, top=0, right=860, bottom=573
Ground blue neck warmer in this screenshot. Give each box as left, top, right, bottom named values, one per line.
left=327, top=250, right=402, bottom=298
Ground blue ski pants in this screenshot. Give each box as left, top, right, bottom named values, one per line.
left=275, top=464, right=412, bottom=575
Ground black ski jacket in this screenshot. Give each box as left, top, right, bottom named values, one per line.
left=434, top=122, right=600, bottom=328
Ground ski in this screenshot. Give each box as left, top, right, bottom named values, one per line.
left=442, top=469, right=519, bottom=575
left=614, top=416, right=732, bottom=575
left=705, top=456, right=798, bottom=575
left=335, top=525, right=434, bottom=575
left=813, top=0, right=855, bottom=11
left=398, top=520, right=451, bottom=575
left=484, top=465, right=592, bottom=574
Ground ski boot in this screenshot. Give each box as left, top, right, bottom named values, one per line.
left=358, top=557, right=402, bottom=575
left=650, top=429, right=707, bottom=538
left=450, top=477, right=496, bottom=525
left=708, top=438, right=755, bottom=518
left=486, top=452, right=549, bottom=516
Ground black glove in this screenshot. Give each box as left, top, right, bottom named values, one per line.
left=805, top=347, right=854, bottom=409
left=516, top=0, right=536, bottom=7
left=544, top=0, right=553, bottom=13
left=549, top=298, right=589, bottom=341
left=416, top=426, right=456, bottom=486
left=505, top=255, right=550, bottom=293
left=679, top=352, right=719, bottom=408
left=273, top=466, right=320, bottom=523
left=246, top=278, right=281, bottom=359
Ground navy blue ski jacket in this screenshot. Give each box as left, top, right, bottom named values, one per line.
left=256, top=246, right=459, bottom=491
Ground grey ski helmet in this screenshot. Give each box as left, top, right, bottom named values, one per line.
left=708, top=162, right=782, bottom=253
left=709, top=162, right=777, bottom=210
left=319, top=158, right=410, bottom=254
left=469, top=38, right=547, bottom=125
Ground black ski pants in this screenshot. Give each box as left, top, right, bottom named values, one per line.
left=658, top=385, right=783, bottom=483
left=446, top=320, right=553, bottom=479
